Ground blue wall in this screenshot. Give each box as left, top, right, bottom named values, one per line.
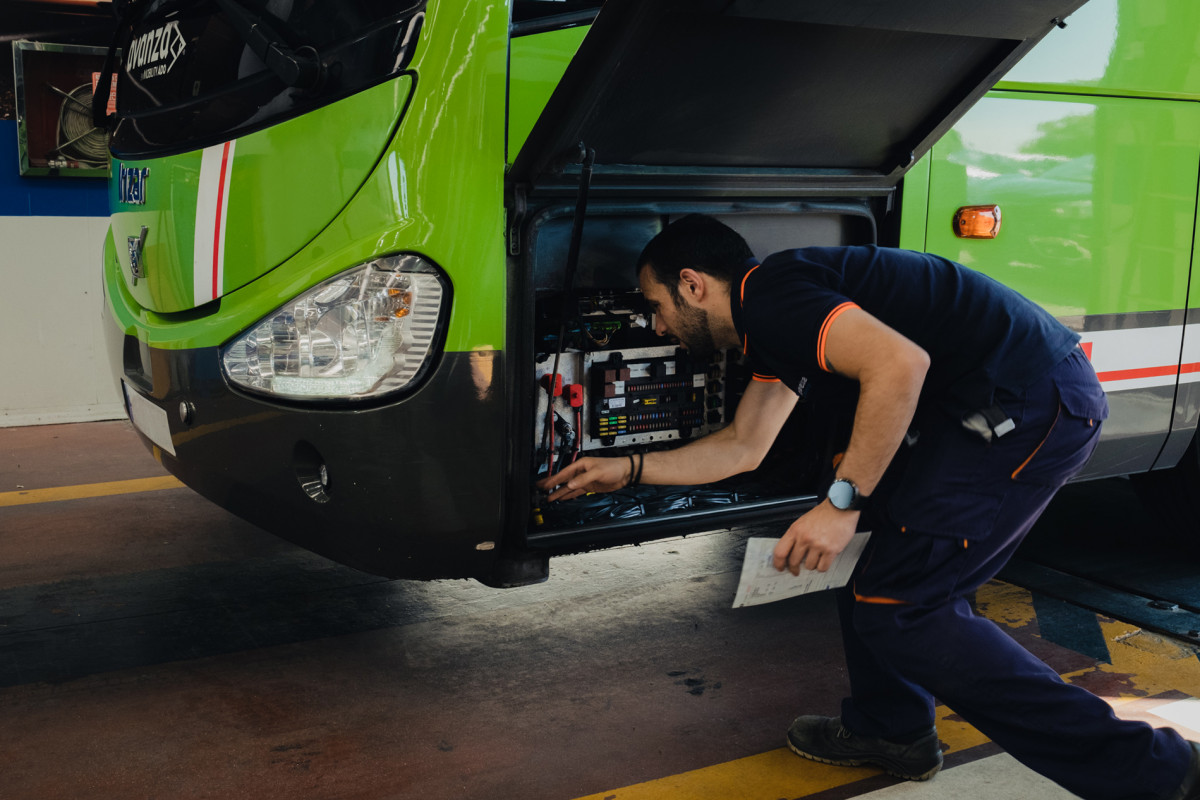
left=0, top=120, right=110, bottom=217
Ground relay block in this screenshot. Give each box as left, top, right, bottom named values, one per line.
left=533, top=343, right=731, bottom=473
left=532, top=289, right=738, bottom=474
left=587, top=349, right=724, bottom=446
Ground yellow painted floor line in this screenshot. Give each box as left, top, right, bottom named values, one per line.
left=572, top=705, right=990, bottom=800
left=0, top=475, right=184, bottom=507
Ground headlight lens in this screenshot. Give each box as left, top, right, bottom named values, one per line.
left=222, top=253, right=448, bottom=400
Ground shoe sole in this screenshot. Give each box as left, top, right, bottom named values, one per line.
left=786, top=736, right=942, bottom=782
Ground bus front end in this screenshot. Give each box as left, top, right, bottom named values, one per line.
left=101, top=0, right=514, bottom=580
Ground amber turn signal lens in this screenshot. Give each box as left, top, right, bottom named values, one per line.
left=953, top=205, right=1002, bottom=239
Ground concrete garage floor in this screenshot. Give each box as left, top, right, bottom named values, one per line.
left=2, top=422, right=1199, bottom=800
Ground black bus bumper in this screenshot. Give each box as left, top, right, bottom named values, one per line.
left=104, top=313, right=511, bottom=582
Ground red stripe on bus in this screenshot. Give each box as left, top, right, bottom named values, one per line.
left=211, top=141, right=232, bottom=300
left=1096, top=363, right=1200, bottom=382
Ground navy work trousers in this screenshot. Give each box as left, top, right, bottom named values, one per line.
left=840, top=349, right=1191, bottom=799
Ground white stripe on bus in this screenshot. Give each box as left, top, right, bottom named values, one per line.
left=193, top=140, right=235, bottom=306
left=1079, top=323, right=1200, bottom=392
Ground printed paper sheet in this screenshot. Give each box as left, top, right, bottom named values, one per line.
left=732, top=532, right=872, bottom=608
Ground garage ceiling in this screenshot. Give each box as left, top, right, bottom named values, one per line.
left=3, top=1, right=116, bottom=43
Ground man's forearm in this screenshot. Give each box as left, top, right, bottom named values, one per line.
left=538, top=378, right=797, bottom=502
left=638, top=377, right=799, bottom=486
left=832, top=345, right=928, bottom=496
left=636, top=424, right=755, bottom=486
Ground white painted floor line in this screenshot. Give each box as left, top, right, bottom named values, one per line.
left=1152, top=697, right=1200, bottom=734
left=857, top=753, right=1081, bottom=799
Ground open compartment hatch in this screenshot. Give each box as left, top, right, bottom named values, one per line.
left=510, top=0, right=1089, bottom=194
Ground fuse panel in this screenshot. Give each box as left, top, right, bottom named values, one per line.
left=586, top=348, right=725, bottom=447
left=532, top=287, right=739, bottom=475
left=533, top=344, right=731, bottom=471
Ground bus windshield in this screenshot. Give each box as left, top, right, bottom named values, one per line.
left=110, top=0, right=425, bottom=158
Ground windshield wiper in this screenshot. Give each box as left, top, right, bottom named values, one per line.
left=212, top=0, right=324, bottom=89
left=93, top=1, right=139, bottom=128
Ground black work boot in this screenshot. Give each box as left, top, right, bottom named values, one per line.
left=1173, top=741, right=1200, bottom=800
left=786, top=715, right=943, bottom=781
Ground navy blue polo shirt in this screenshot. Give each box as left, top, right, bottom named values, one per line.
left=729, top=246, right=1080, bottom=417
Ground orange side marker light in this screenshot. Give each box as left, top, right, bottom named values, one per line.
left=953, top=205, right=1002, bottom=239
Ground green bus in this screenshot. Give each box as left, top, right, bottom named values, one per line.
left=100, top=0, right=1196, bottom=586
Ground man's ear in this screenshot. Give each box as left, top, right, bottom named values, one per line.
left=678, top=267, right=705, bottom=301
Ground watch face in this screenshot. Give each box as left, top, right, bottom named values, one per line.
left=828, top=479, right=857, bottom=510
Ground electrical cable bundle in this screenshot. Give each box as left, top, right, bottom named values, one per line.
left=537, top=481, right=770, bottom=527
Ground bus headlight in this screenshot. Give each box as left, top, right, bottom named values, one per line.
left=222, top=253, right=449, bottom=401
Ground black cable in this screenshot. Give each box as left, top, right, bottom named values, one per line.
left=538, top=144, right=596, bottom=467
left=572, top=409, right=582, bottom=463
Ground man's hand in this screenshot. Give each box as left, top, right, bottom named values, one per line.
left=773, top=502, right=859, bottom=574
left=537, top=457, right=631, bottom=502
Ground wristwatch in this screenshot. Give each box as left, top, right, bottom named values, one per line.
left=827, top=478, right=868, bottom=511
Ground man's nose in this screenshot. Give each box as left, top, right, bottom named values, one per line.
left=654, top=316, right=667, bottom=336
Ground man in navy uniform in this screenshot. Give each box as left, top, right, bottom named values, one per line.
left=539, top=214, right=1199, bottom=799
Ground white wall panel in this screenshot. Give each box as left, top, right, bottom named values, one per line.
left=0, top=216, right=125, bottom=427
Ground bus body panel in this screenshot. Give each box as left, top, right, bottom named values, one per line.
left=995, top=0, right=1200, bottom=101
left=105, top=0, right=510, bottom=355
left=508, top=24, right=589, bottom=162
left=1163, top=209, right=1200, bottom=470
left=109, top=78, right=414, bottom=315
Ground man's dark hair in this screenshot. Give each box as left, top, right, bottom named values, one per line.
left=637, top=214, right=755, bottom=303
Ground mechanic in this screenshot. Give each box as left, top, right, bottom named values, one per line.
left=537, top=214, right=1200, bottom=800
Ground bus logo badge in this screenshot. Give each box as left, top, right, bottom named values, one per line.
left=125, top=20, right=187, bottom=81
left=118, top=165, right=149, bottom=205
left=128, top=226, right=148, bottom=285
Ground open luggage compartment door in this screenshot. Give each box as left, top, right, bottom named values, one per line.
left=510, top=0, right=1091, bottom=193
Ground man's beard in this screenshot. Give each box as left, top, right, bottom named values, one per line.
left=673, top=301, right=716, bottom=360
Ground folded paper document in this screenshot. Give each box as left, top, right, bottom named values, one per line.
left=732, top=532, right=872, bottom=608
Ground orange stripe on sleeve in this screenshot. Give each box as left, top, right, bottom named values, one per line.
left=817, top=301, right=860, bottom=373
left=739, top=266, right=759, bottom=355
left=751, top=373, right=781, bottom=383
left=739, top=264, right=760, bottom=305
